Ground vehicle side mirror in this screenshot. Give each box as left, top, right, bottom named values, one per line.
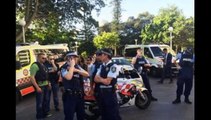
left=16, top=61, right=22, bottom=70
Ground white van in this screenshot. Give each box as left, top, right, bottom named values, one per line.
left=16, top=42, right=69, bottom=102
left=124, top=44, right=164, bottom=76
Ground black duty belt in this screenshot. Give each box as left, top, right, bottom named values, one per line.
left=99, top=85, right=115, bottom=93
left=64, top=89, right=83, bottom=96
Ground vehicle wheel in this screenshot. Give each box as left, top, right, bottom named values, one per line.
left=135, top=90, right=151, bottom=109
left=84, top=101, right=100, bottom=120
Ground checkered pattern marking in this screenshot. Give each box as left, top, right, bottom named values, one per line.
left=16, top=77, right=31, bottom=85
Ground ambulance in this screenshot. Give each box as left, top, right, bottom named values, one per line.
left=16, top=42, right=69, bottom=102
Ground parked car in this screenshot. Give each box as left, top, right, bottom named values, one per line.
left=111, top=57, right=134, bottom=71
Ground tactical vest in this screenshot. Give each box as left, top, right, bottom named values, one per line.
left=92, top=61, right=102, bottom=92
left=61, top=63, right=84, bottom=91
left=180, top=53, right=193, bottom=68
left=134, top=57, right=147, bottom=73
left=100, top=62, right=116, bottom=89
left=33, top=62, right=48, bottom=82
left=92, top=61, right=102, bottom=80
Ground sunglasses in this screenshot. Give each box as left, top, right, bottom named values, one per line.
left=42, top=57, right=47, bottom=60
left=96, top=53, right=102, bottom=56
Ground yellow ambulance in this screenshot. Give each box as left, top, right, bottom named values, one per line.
left=16, top=42, right=69, bottom=102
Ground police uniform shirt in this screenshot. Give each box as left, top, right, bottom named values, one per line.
left=61, top=63, right=85, bottom=79
left=134, top=56, right=148, bottom=72
left=96, top=60, right=119, bottom=79
left=178, top=52, right=194, bottom=64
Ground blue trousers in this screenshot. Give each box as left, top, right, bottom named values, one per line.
left=62, top=93, right=85, bottom=120
left=36, top=85, right=50, bottom=119
left=176, top=76, right=193, bottom=97
left=99, top=89, right=122, bottom=120
left=141, top=73, right=152, bottom=95
left=47, top=82, right=59, bottom=110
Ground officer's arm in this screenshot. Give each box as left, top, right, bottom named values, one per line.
left=144, top=58, right=151, bottom=67
left=99, top=77, right=113, bottom=85
left=95, top=72, right=112, bottom=85
left=75, top=65, right=89, bottom=77
left=30, top=64, right=41, bottom=92
left=131, top=57, right=137, bottom=65
left=99, top=65, right=119, bottom=85
left=94, top=66, right=113, bottom=85
left=51, top=61, right=58, bottom=72
left=62, top=60, right=75, bottom=80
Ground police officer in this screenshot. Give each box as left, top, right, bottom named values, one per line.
left=30, top=52, right=52, bottom=120
left=172, top=47, right=194, bottom=104
left=94, top=48, right=122, bottom=120
left=60, top=51, right=89, bottom=120
left=131, top=48, right=158, bottom=101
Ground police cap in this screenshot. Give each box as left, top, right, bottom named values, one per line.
left=65, top=51, right=79, bottom=57
left=98, top=48, right=113, bottom=58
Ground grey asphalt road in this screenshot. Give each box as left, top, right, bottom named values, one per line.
left=16, top=76, right=194, bottom=120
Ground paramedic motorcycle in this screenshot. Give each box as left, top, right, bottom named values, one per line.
left=83, top=67, right=151, bottom=120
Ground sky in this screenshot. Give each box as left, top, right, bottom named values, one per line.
left=92, top=0, right=194, bottom=23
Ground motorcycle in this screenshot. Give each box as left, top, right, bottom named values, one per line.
left=83, top=67, right=151, bottom=120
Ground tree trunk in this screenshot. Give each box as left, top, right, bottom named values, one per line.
left=16, top=0, right=39, bottom=41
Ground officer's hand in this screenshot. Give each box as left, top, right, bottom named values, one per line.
left=48, top=83, right=52, bottom=90
left=50, top=59, right=55, bottom=64
left=36, top=87, right=42, bottom=93
left=69, top=58, right=75, bottom=66
left=73, top=68, right=80, bottom=73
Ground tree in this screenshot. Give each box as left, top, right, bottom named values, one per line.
left=16, top=0, right=105, bottom=42
left=140, top=5, right=194, bottom=50
left=110, top=0, right=122, bottom=32
left=93, top=32, right=120, bottom=55
left=120, top=12, right=154, bottom=45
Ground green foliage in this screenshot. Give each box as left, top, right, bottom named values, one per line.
left=110, top=0, right=122, bottom=32
left=81, top=51, right=88, bottom=58
left=120, top=12, right=154, bottom=45
left=140, top=5, right=194, bottom=49
left=93, top=32, right=120, bottom=50
left=78, top=40, right=97, bottom=56
left=16, top=0, right=105, bottom=42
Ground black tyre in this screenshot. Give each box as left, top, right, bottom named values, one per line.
left=84, top=101, right=100, bottom=120
left=135, top=90, right=151, bottom=109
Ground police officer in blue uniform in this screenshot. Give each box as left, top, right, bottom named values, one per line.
left=94, top=48, right=122, bottom=120
left=60, top=51, right=89, bottom=120
left=172, top=47, right=194, bottom=104
left=132, top=48, right=158, bottom=101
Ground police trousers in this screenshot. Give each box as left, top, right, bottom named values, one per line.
left=62, top=91, right=85, bottom=120
left=176, top=76, right=193, bottom=97
left=99, top=89, right=122, bottom=120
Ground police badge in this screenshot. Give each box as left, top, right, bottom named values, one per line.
left=106, top=67, right=109, bottom=71
left=111, top=66, right=116, bottom=73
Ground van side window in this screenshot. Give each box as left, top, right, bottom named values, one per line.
left=124, top=48, right=138, bottom=57
left=144, top=47, right=153, bottom=58
left=18, top=50, right=31, bottom=67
